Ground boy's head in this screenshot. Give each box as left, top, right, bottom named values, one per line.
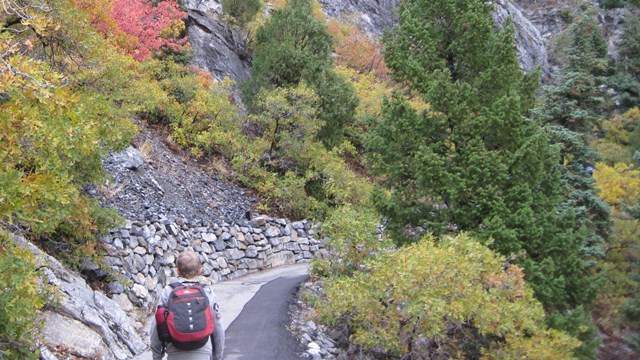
left=176, top=250, right=202, bottom=278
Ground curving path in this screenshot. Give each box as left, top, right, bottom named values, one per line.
left=222, top=269, right=308, bottom=359
left=135, top=263, right=310, bottom=360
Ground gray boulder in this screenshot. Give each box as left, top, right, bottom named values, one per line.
left=110, top=146, right=144, bottom=171
left=11, top=235, right=147, bottom=359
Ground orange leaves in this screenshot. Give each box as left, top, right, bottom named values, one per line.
left=5, top=41, right=21, bottom=54
left=0, top=0, right=60, bottom=93
left=485, top=264, right=527, bottom=301
left=269, top=0, right=288, bottom=10
left=23, top=39, right=34, bottom=51
left=69, top=0, right=123, bottom=38
left=327, top=19, right=388, bottom=79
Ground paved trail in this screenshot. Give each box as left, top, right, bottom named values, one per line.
left=135, top=263, right=309, bottom=360
left=223, top=275, right=308, bottom=360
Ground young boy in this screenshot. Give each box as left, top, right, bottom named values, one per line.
left=150, top=251, right=225, bottom=360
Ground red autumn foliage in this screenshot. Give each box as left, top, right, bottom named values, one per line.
left=70, top=0, right=138, bottom=52
left=111, top=0, right=189, bottom=61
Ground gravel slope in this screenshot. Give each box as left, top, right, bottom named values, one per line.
left=93, top=125, right=255, bottom=226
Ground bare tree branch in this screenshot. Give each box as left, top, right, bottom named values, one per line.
left=0, top=0, right=54, bottom=89
left=0, top=56, right=48, bottom=88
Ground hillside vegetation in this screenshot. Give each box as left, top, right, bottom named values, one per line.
left=1, top=0, right=638, bottom=358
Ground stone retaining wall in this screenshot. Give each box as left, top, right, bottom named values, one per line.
left=97, top=214, right=325, bottom=311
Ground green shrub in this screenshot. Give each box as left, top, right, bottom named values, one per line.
left=560, top=9, right=574, bottom=24
left=221, top=0, right=263, bottom=27
left=248, top=84, right=322, bottom=172
left=312, top=142, right=373, bottom=208
left=0, top=73, right=133, bottom=242
left=229, top=85, right=372, bottom=219
left=270, top=171, right=326, bottom=218
left=595, top=107, right=640, bottom=164
left=311, top=205, right=391, bottom=278
left=606, top=73, right=640, bottom=111
left=546, top=308, right=600, bottom=359
left=595, top=139, right=635, bottom=164
left=250, top=83, right=370, bottom=208
left=0, top=231, right=49, bottom=359
left=318, top=233, right=580, bottom=359
left=167, top=73, right=246, bottom=158
left=239, top=146, right=373, bottom=219
left=600, top=0, right=626, bottom=9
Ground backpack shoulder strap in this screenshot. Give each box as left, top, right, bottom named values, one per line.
left=192, top=283, right=209, bottom=298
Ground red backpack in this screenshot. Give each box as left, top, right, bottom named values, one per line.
left=155, top=282, right=215, bottom=350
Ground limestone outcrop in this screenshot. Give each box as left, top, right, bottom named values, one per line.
left=184, top=0, right=251, bottom=83
left=11, top=235, right=147, bottom=360
left=495, top=0, right=550, bottom=75
left=317, top=0, right=399, bottom=35
left=317, top=0, right=550, bottom=75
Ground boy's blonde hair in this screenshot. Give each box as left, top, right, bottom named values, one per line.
left=176, top=251, right=202, bottom=278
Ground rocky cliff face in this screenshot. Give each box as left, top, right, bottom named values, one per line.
left=12, top=235, right=146, bottom=360
left=315, top=0, right=551, bottom=74
left=514, top=0, right=637, bottom=64
left=184, top=0, right=632, bottom=84
left=317, top=0, right=398, bottom=35
left=598, top=7, right=633, bottom=60
left=180, top=0, right=553, bottom=82
left=495, top=0, right=550, bottom=75
left=184, top=0, right=251, bottom=83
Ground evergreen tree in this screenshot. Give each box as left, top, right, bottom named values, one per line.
left=242, top=0, right=357, bottom=148
left=611, top=10, right=640, bottom=110
left=535, top=9, right=612, bottom=258
left=540, top=8, right=610, bottom=134
left=533, top=11, right=623, bottom=356
left=368, top=0, right=594, bottom=315
left=619, top=13, right=640, bottom=82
